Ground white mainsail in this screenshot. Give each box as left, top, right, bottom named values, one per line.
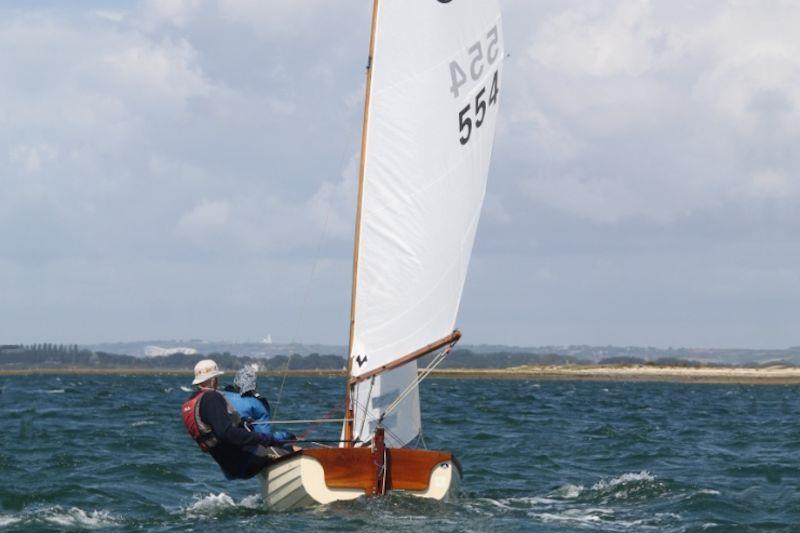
left=348, top=0, right=505, bottom=448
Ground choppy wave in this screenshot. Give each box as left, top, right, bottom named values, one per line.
left=1, top=374, right=797, bottom=530
left=466, top=472, right=698, bottom=530
left=0, top=507, right=121, bottom=530
left=184, top=492, right=262, bottom=517
left=0, top=515, right=21, bottom=527
left=591, top=471, right=655, bottom=491
left=41, top=507, right=121, bottom=528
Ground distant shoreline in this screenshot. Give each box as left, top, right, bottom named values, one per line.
left=3, top=364, right=800, bottom=384
left=430, top=365, right=800, bottom=384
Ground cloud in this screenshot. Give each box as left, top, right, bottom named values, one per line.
left=507, top=0, right=800, bottom=225
left=744, top=170, right=793, bottom=200
left=8, top=143, right=58, bottom=174
left=177, top=199, right=230, bottom=234
left=3, top=0, right=800, bottom=347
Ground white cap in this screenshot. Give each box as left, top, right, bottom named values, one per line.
left=192, top=359, right=224, bottom=385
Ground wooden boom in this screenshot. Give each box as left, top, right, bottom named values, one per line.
left=349, top=330, right=461, bottom=385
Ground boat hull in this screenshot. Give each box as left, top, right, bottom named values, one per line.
left=258, top=447, right=460, bottom=511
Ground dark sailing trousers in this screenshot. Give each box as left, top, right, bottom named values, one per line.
left=238, top=444, right=290, bottom=479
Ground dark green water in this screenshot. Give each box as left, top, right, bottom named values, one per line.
left=1, top=375, right=799, bottom=531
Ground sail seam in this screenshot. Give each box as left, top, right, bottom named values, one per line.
left=371, top=14, right=502, bottom=99
left=351, top=254, right=460, bottom=365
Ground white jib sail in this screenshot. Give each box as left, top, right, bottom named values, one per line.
left=348, top=0, right=504, bottom=448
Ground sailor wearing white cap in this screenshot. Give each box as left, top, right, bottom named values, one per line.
left=181, top=359, right=294, bottom=479
left=191, top=359, right=225, bottom=386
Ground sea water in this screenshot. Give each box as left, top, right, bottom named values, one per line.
left=1, top=375, right=799, bottom=531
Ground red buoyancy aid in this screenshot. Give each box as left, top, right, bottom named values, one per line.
left=181, top=389, right=241, bottom=452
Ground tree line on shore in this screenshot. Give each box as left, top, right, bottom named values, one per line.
left=0, top=344, right=343, bottom=370
left=0, top=343, right=775, bottom=370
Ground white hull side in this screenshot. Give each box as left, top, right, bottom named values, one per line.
left=258, top=455, right=460, bottom=511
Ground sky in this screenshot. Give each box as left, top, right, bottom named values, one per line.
left=2, top=0, right=800, bottom=349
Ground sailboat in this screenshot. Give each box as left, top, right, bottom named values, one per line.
left=259, top=0, right=504, bottom=510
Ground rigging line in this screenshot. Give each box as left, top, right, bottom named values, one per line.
left=299, top=397, right=346, bottom=440
left=272, top=208, right=331, bottom=419
left=348, top=388, right=404, bottom=446
left=379, top=343, right=454, bottom=424
left=250, top=418, right=350, bottom=425
left=349, top=346, right=454, bottom=447
left=355, top=376, right=376, bottom=439
left=272, top=120, right=359, bottom=419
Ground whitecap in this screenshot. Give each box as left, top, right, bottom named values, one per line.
left=696, top=488, right=721, bottom=496
left=533, top=507, right=611, bottom=526
left=240, top=494, right=263, bottom=509
left=40, top=507, right=120, bottom=528
left=0, top=515, right=21, bottom=527
left=45, top=389, right=65, bottom=394
left=132, top=421, right=154, bottom=427
left=180, top=386, right=192, bottom=392
left=185, top=493, right=237, bottom=516
left=592, top=471, right=654, bottom=491
left=182, top=492, right=263, bottom=517
left=553, top=483, right=584, bottom=499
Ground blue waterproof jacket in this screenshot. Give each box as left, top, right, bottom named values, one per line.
left=221, top=390, right=292, bottom=442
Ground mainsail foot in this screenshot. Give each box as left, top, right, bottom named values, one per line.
left=258, top=428, right=461, bottom=511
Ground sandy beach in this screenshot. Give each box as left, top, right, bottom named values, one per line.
left=2, top=365, right=800, bottom=384
left=429, top=364, right=800, bottom=384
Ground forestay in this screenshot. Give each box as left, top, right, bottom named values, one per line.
left=348, top=0, right=505, bottom=448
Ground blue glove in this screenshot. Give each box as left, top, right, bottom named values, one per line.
left=273, top=431, right=297, bottom=444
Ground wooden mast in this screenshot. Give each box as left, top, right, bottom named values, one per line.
left=344, top=0, right=380, bottom=447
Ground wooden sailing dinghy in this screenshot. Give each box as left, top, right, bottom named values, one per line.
left=259, top=0, right=504, bottom=510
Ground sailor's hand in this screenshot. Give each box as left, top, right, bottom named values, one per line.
left=290, top=445, right=302, bottom=452
left=276, top=431, right=297, bottom=444
left=258, top=435, right=277, bottom=447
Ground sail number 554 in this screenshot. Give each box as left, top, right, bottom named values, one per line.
left=449, top=25, right=501, bottom=146
left=449, top=26, right=500, bottom=98
left=458, top=71, right=499, bottom=145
